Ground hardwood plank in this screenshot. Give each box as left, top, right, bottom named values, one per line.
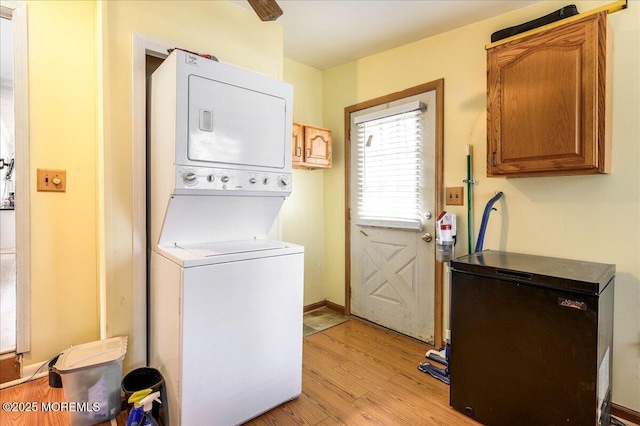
left=306, top=333, right=397, bottom=380
left=385, top=333, right=435, bottom=357
left=0, top=377, right=127, bottom=426
left=277, top=392, right=331, bottom=425
left=351, top=393, right=412, bottom=426
left=303, top=363, right=369, bottom=401
left=333, top=361, right=400, bottom=393
left=303, top=336, right=349, bottom=370
left=337, top=361, right=448, bottom=413
left=391, top=370, right=450, bottom=401
left=334, top=363, right=462, bottom=425
left=356, top=389, right=473, bottom=426
left=367, top=343, right=424, bottom=376
left=303, top=376, right=383, bottom=426
left=317, top=324, right=379, bottom=354
left=2, top=317, right=632, bottom=426
left=327, top=317, right=397, bottom=344
left=244, top=387, right=330, bottom=426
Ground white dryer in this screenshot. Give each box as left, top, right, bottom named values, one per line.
left=148, top=50, right=303, bottom=425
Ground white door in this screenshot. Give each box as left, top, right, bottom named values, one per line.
left=350, top=90, right=436, bottom=344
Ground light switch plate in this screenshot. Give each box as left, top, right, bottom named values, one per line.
left=37, top=169, right=66, bottom=192
left=446, top=186, right=463, bottom=205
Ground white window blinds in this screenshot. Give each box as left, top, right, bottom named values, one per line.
left=355, top=101, right=425, bottom=230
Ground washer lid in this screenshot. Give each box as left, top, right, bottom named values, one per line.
left=177, top=239, right=286, bottom=257
left=157, top=239, right=304, bottom=267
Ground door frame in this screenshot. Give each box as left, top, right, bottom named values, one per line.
left=131, top=34, right=171, bottom=368
left=344, top=79, right=444, bottom=346
left=1, top=0, right=31, bottom=355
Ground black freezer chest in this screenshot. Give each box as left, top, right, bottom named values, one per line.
left=449, top=251, right=614, bottom=426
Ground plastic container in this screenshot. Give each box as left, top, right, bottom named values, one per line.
left=54, top=336, right=128, bottom=426
left=436, top=239, right=454, bottom=262
left=122, top=367, right=167, bottom=425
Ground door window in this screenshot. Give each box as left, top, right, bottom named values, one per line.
left=355, top=101, right=425, bottom=230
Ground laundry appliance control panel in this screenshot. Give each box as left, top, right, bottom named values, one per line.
left=176, top=166, right=291, bottom=193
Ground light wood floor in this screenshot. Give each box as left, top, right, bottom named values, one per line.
left=0, top=317, right=634, bottom=425
left=247, top=318, right=473, bottom=425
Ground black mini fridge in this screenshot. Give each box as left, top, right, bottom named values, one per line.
left=449, top=251, right=614, bottom=426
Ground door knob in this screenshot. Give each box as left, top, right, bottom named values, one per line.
left=422, top=233, right=433, bottom=243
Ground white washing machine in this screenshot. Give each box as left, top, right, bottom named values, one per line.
left=148, top=50, right=303, bottom=425
left=150, top=240, right=303, bottom=425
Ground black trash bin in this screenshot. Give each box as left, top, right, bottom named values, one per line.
left=121, top=367, right=169, bottom=426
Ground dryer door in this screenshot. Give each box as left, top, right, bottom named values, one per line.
left=187, top=75, right=287, bottom=169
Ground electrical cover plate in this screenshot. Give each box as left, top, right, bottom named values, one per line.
left=446, top=187, right=463, bottom=205
left=37, top=168, right=66, bottom=192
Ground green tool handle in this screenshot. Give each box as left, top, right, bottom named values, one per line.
left=466, top=145, right=473, bottom=253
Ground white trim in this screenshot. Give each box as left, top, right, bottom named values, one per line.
left=132, top=34, right=171, bottom=368
left=97, top=0, right=106, bottom=343
left=353, top=100, right=425, bottom=124
left=1, top=0, right=31, bottom=354
left=0, top=365, right=47, bottom=390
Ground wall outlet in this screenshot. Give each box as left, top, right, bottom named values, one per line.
left=446, top=186, right=463, bottom=205
left=37, top=169, right=66, bottom=192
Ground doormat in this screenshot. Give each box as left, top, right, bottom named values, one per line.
left=303, top=308, right=349, bottom=337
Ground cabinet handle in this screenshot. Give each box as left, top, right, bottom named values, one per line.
left=492, top=151, right=497, bottom=167
left=296, top=147, right=302, bottom=157
left=496, top=269, right=532, bottom=280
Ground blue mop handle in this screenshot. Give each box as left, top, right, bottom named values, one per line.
left=475, top=191, right=504, bottom=253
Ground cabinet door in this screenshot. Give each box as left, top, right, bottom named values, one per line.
left=292, top=123, right=304, bottom=167
left=303, top=126, right=332, bottom=168
left=487, top=12, right=610, bottom=177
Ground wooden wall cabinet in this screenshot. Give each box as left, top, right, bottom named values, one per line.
left=292, top=122, right=332, bottom=169
left=487, top=12, right=612, bottom=177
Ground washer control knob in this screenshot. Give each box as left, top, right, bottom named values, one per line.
left=207, top=174, right=215, bottom=183
left=249, top=177, right=257, bottom=184
left=183, top=172, right=197, bottom=184
left=263, top=178, right=269, bottom=185
left=221, top=176, right=230, bottom=183
left=278, top=176, right=289, bottom=188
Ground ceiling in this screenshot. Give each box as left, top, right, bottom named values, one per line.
left=229, top=0, right=542, bottom=70
left=1, top=2, right=545, bottom=78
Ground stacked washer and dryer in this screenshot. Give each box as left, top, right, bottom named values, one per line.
left=148, top=49, right=304, bottom=425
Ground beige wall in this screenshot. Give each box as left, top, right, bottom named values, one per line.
left=322, top=0, right=639, bottom=410
left=21, top=0, right=639, bottom=412
left=25, top=0, right=99, bottom=365
left=22, top=0, right=284, bottom=372
left=282, top=58, right=326, bottom=306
